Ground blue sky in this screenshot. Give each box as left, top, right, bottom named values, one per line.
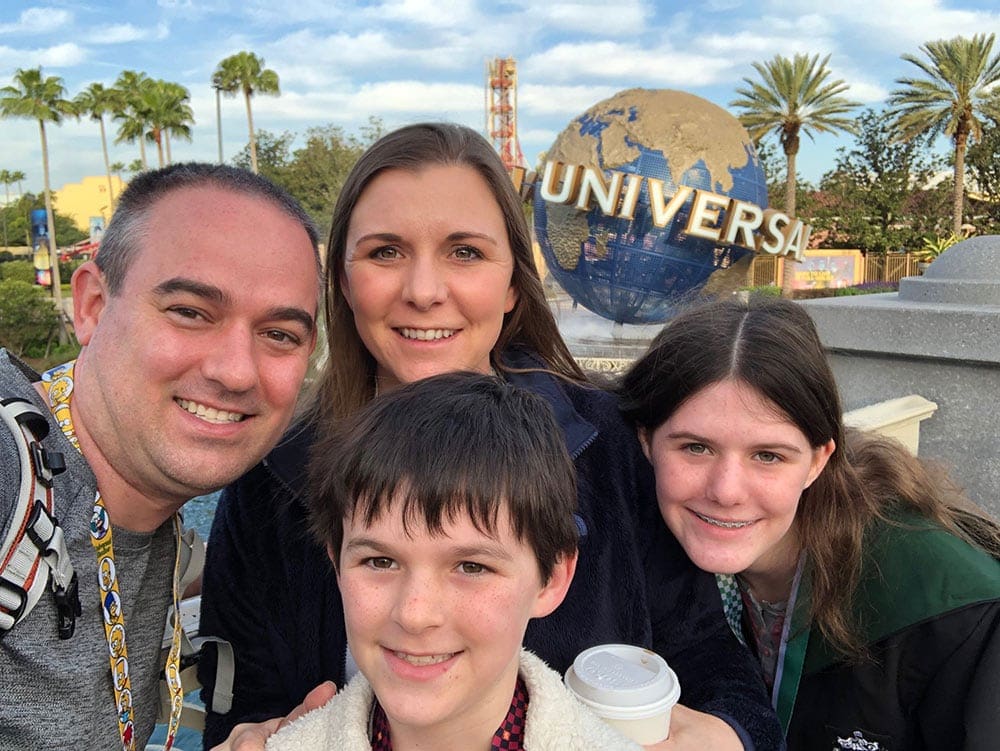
left=1, top=0, right=999, bottom=196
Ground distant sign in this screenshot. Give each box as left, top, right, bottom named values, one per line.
left=790, top=249, right=864, bottom=290
left=89, top=216, right=106, bottom=244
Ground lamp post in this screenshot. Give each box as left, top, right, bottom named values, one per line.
left=214, top=84, right=224, bottom=164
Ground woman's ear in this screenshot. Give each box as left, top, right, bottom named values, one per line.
left=805, top=439, right=836, bottom=489
left=637, top=427, right=652, bottom=462
left=531, top=551, right=578, bottom=619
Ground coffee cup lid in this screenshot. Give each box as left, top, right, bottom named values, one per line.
left=564, top=644, right=680, bottom=713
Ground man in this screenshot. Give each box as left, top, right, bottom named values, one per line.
left=0, top=163, right=320, bottom=750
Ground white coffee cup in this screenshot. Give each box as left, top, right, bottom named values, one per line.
left=564, top=644, right=680, bottom=744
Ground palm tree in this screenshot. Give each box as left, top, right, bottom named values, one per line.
left=74, top=82, right=123, bottom=206
left=110, top=161, right=125, bottom=184
left=114, top=70, right=152, bottom=169
left=731, top=53, right=859, bottom=295
left=212, top=51, right=280, bottom=173
left=10, top=169, right=26, bottom=201
left=0, top=67, right=75, bottom=338
left=887, top=33, right=1000, bottom=236
left=137, top=79, right=194, bottom=167
left=7, top=169, right=27, bottom=245
left=160, top=81, right=194, bottom=165
left=0, top=168, right=12, bottom=249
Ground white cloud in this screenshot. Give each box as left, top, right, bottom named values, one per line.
left=0, top=7, right=72, bottom=35
left=524, top=42, right=734, bottom=87
left=368, top=0, right=479, bottom=28
left=1, top=42, right=90, bottom=69
left=529, top=2, right=651, bottom=36
left=93, top=22, right=171, bottom=44
left=42, top=43, right=88, bottom=67
left=518, top=84, right=621, bottom=116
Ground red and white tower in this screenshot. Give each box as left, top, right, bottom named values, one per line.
left=486, top=57, right=527, bottom=172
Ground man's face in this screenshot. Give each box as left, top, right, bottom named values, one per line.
left=71, top=184, right=318, bottom=515
left=336, top=501, right=572, bottom=744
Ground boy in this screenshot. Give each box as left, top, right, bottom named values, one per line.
left=265, top=372, right=640, bottom=750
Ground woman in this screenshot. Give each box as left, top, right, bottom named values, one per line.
left=198, top=124, right=781, bottom=749
left=619, top=295, right=1000, bottom=750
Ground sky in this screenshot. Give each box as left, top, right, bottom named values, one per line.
left=1, top=0, right=999, bottom=197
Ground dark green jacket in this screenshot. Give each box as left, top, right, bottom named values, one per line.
left=784, top=512, right=1000, bottom=750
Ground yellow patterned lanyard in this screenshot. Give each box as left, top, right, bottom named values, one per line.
left=41, top=361, right=186, bottom=751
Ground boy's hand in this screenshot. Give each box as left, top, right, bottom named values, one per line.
left=209, top=681, right=338, bottom=751
left=642, top=704, right=744, bottom=750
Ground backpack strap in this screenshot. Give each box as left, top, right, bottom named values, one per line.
left=0, top=397, right=77, bottom=638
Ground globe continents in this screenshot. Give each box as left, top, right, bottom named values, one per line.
left=534, top=88, right=768, bottom=324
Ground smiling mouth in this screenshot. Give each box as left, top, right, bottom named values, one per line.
left=392, top=651, right=457, bottom=666
left=176, top=398, right=246, bottom=424
left=398, top=328, right=457, bottom=341
left=694, top=511, right=755, bottom=529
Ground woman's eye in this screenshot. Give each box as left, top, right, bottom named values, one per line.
left=371, top=246, right=399, bottom=260
left=453, top=246, right=483, bottom=261
left=756, top=451, right=781, bottom=464
left=684, top=443, right=709, bottom=455
left=458, top=561, right=486, bottom=575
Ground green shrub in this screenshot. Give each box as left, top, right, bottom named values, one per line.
left=739, top=284, right=782, bottom=297
left=0, top=259, right=36, bottom=284
left=832, top=282, right=899, bottom=296
left=0, top=279, right=60, bottom=356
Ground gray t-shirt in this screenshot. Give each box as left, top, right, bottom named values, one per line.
left=0, top=350, right=175, bottom=751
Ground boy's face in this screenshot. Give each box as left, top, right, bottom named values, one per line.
left=336, top=499, right=574, bottom=743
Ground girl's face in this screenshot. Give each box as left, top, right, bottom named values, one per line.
left=640, top=379, right=834, bottom=600
left=340, top=164, right=517, bottom=390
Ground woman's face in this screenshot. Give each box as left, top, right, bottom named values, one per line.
left=341, top=164, right=518, bottom=389
left=640, top=379, right=834, bottom=599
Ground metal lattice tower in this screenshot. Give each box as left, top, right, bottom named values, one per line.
left=486, top=57, right=527, bottom=171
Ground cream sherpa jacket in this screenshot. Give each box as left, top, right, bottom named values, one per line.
left=265, top=649, right=643, bottom=750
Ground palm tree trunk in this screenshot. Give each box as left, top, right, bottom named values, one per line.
left=781, top=147, right=798, bottom=298
left=39, top=119, right=68, bottom=345
left=215, top=87, right=224, bottom=164
left=952, top=132, right=967, bottom=237
left=139, top=137, right=148, bottom=169
left=99, top=116, right=115, bottom=208
left=154, top=130, right=165, bottom=167
left=2, top=182, right=8, bottom=251
left=165, top=131, right=173, bottom=165
left=244, top=89, right=258, bottom=174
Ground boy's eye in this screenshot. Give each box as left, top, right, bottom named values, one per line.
left=684, top=442, right=709, bottom=455
left=458, top=561, right=486, bottom=575
left=365, top=557, right=395, bottom=570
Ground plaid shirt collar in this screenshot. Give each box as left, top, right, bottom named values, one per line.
left=370, top=676, right=529, bottom=750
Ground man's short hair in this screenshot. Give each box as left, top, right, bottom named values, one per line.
left=308, top=372, right=579, bottom=582
left=95, top=162, right=320, bottom=294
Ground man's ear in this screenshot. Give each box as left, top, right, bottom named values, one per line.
left=71, top=261, right=109, bottom=346
left=531, top=551, right=578, bottom=619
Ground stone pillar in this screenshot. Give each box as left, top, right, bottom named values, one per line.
left=800, top=235, right=1000, bottom=515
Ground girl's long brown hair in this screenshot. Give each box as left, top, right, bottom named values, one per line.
left=620, top=295, right=1000, bottom=659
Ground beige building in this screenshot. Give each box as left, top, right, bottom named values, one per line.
left=54, top=175, right=126, bottom=233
